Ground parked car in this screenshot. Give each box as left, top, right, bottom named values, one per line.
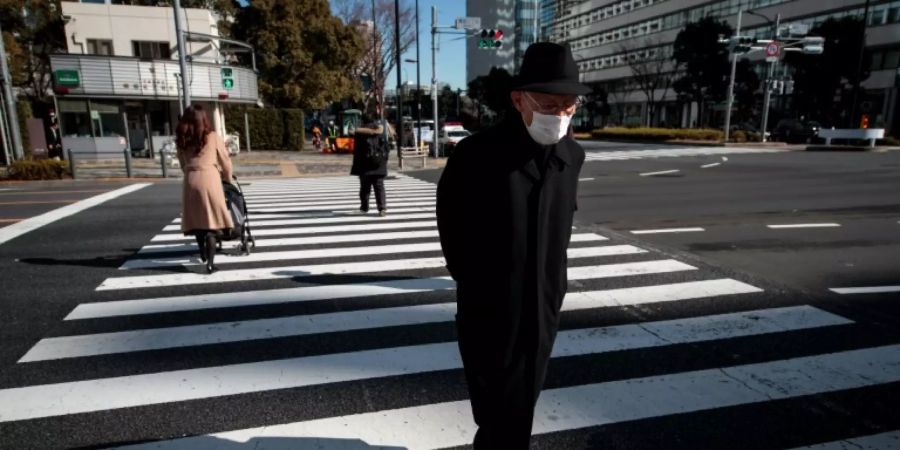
left=438, top=126, right=471, bottom=157
left=771, top=119, right=821, bottom=143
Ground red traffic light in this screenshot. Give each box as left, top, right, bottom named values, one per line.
left=494, top=29, right=503, bottom=40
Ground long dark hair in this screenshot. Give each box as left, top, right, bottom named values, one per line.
left=175, top=105, right=212, bottom=154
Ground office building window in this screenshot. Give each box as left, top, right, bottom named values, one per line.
left=132, top=41, right=171, bottom=60
left=86, top=39, right=113, bottom=56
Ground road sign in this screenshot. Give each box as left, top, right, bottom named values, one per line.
left=765, top=41, right=780, bottom=62
left=455, top=16, right=481, bottom=30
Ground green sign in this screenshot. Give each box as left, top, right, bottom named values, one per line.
left=55, top=70, right=80, bottom=87
left=221, top=67, right=234, bottom=90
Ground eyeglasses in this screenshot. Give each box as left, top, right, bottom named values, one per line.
left=524, top=92, right=583, bottom=115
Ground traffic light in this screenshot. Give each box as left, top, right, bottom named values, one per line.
left=728, top=35, right=755, bottom=54
left=478, top=29, right=503, bottom=49
left=221, top=67, right=234, bottom=90
left=802, top=36, right=824, bottom=54
left=784, top=79, right=794, bottom=95
left=860, top=114, right=869, bottom=129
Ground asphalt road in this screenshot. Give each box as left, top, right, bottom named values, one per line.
left=0, top=144, right=898, bottom=449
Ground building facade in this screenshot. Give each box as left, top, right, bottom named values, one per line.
left=51, top=0, right=259, bottom=158
left=546, top=0, right=900, bottom=134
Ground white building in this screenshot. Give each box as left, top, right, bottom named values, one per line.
left=51, top=0, right=259, bottom=158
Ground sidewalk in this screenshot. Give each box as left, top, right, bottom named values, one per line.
left=70, top=150, right=447, bottom=180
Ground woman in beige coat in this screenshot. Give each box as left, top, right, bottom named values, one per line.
left=175, top=105, right=234, bottom=273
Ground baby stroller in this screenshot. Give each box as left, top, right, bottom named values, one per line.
left=218, top=176, right=255, bottom=255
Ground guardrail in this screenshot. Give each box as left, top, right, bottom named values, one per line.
left=66, top=146, right=178, bottom=179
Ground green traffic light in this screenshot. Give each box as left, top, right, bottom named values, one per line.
left=223, top=78, right=234, bottom=89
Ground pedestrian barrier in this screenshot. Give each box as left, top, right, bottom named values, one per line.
left=400, top=145, right=428, bottom=169
left=65, top=147, right=177, bottom=179
left=817, top=128, right=884, bottom=147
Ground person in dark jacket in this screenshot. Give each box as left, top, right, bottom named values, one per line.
left=436, top=42, right=590, bottom=449
left=350, top=106, right=396, bottom=216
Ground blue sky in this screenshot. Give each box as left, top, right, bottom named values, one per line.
left=330, top=1, right=468, bottom=91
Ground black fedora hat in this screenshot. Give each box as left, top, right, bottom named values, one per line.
left=512, top=42, right=591, bottom=95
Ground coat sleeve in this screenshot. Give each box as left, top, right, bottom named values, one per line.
left=215, top=133, right=234, bottom=181
left=436, top=142, right=466, bottom=281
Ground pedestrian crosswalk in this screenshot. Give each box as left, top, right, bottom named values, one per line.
left=584, top=146, right=782, bottom=161
left=3, top=173, right=898, bottom=449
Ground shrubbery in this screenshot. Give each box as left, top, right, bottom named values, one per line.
left=591, top=127, right=724, bottom=142
left=223, top=106, right=306, bottom=151
left=3, top=159, right=70, bottom=180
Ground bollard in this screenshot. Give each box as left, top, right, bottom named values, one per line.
left=124, top=148, right=133, bottom=178
left=67, top=149, right=76, bottom=179
left=161, top=149, right=168, bottom=178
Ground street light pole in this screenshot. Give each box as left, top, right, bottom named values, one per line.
left=394, top=0, right=403, bottom=169
left=849, top=0, right=871, bottom=128
left=759, top=13, right=780, bottom=142
left=415, top=0, right=422, bottom=152
left=173, top=0, right=191, bottom=111
left=723, top=10, right=743, bottom=143
left=431, top=5, right=439, bottom=157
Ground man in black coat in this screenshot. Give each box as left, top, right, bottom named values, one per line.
left=350, top=107, right=395, bottom=216
left=436, top=42, right=590, bottom=449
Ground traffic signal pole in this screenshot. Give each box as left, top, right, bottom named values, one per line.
left=723, top=10, right=743, bottom=143
left=394, top=0, right=403, bottom=169
left=173, top=0, right=191, bottom=111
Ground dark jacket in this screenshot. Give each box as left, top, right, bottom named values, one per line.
left=436, top=115, right=584, bottom=416
left=350, top=120, right=390, bottom=177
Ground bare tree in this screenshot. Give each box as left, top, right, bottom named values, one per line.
left=622, top=39, right=674, bottom=127
left=606, top=80, right=628, bottom=126
left=333, top=0, right=416, bottom=113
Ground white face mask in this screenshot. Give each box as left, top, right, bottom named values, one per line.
left=522, top=93, right=573, bottom=145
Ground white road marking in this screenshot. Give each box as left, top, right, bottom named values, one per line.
left=630, top=227, right=705, bottom=234
left=247, top=195, right=435, bottom=209
left=639, top=169, right=681, bottom=177
left=830, top=286, right=900, bottom=295
left=172, top=206, right=437, bottom=222
left=243, top=187, right=436, bottom=199
left=122, top=241, right=639, bottom=270
left=700, top=162, right=721, bottom=168
left=3, top=306, right=850, bottom=421
left=31, top=279, right=766, bottom=361
left=152, top=220, right=438, bottom=242
left=578, top=177, right=594, bottom=181
left=0, top=184, right=151, bottom=247
left=98, top=252, right=683, bottom=291
left=793, top=431, right=900, bottom=449
left=116, top=341, right=900, bottom=450
left=767, top=223, right=841, bottom=229
left=251, top=200, right=435, bottom=213
left=162, top=212, right=436, bottom=231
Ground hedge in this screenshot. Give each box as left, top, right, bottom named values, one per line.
left=592, top=127, right=724, bottom=142
left=224, top=106, right=305, bottom=151
left=3, top=159, right=70, bottom=180
left=17, top=101, right=32, bottom=157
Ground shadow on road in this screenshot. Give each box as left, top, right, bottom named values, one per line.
left=96, top=435, right=409, bottom=450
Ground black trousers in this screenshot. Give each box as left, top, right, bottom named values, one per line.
left=359, top=175, right=386, bottom=212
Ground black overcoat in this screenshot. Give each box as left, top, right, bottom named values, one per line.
left=350, top=124, right=390, bottom=177
left=436, top=115, right=584, bottom=432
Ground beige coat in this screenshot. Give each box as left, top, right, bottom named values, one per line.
left=178, top=131, right=234, bottom=234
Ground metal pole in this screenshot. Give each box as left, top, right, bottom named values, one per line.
left=760, top=14, right=780, bottom=143
left=394, top=0, right=404, bottom=170
left=415, top=0, right=422, bottom=152
left=244, top=111, right=251, bottom=152
left=432, top=5, right=440, bottom=158
left=144, top=111, right=155, bottom=158
left=122, top=111, right=133, bottom=177
left=161, top=146, right=168, bottom=178
left=849, top=0, right=871, bottom=128
left=173, top=0, right=191, bottom=110
left=67, top=148, right=76, bottom=179
left=724, top=10, right=742, bottom=142
left=0, top=21, right=24, bottom=160
left=0, top=89, right=10, bottom=165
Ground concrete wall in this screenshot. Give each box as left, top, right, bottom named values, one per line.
left=62, top=2, right=219, bottom=62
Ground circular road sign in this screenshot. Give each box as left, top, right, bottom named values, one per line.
left=765, top=42, right=780, bottom=57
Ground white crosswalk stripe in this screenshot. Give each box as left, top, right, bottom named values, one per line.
left=584, top=146, right=782, bottom=161
left=5, top=173, right=893, bottom=449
